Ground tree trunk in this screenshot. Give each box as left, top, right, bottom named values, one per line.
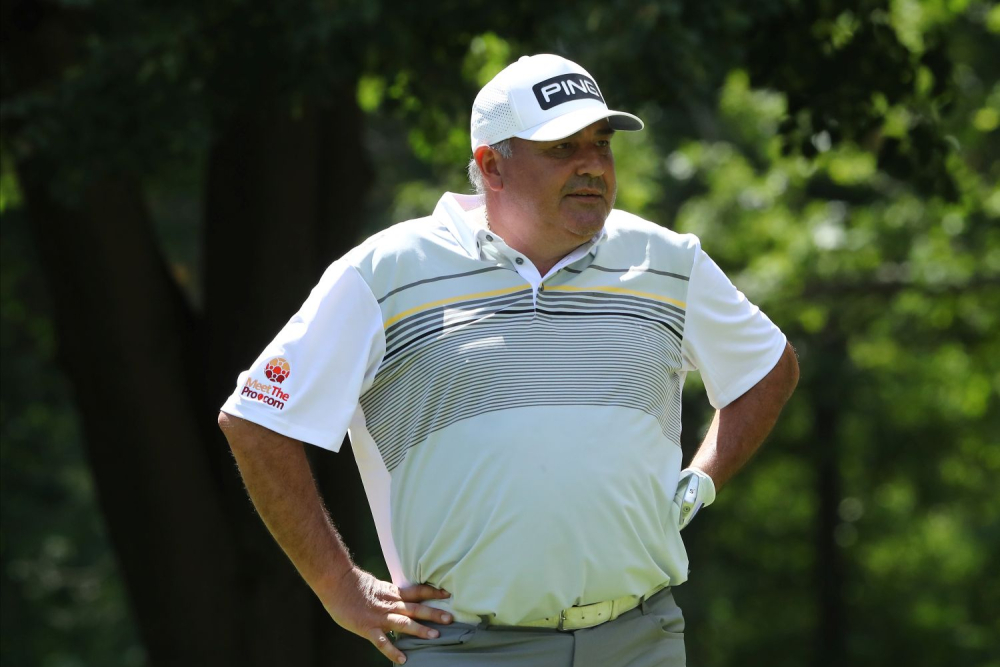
left=813, top=336, right=846, bottom=667
left=5, top=1, right=380, bottom=663
left=16, top=166, right=244, bottom=665
left=201, top=92, right=377, bottom=666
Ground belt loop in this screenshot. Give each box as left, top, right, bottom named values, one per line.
left=477, top=614, right=492, bottom=630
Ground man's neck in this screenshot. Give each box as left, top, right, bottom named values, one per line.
left=483, top=203, right=593, bottom=277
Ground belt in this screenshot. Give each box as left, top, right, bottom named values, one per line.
left=497, top=583, right=669, bottom=632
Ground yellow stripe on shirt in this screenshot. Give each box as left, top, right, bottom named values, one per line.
left=544, top=285, right=686, bottom=309
left=383, top=285, right=529, bottom=329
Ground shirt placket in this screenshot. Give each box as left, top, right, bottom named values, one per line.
left=477, top=231, right=600, bottom=307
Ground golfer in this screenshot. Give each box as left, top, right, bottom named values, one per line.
left=218, top=53, right=799, bottom=666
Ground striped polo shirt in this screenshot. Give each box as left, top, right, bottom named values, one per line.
left=222, top=192, right=786, bottom=625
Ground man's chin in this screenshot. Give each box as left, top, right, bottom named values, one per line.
left=565, top=215, right=607, bottom=240
left=558, top=199, right=609, bottom=237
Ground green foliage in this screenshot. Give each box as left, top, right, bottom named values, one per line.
left=0, top=150, right=22, bottom=214
left=652, top=7, right=999, bottom=665
left=0, top=206, right=146, bottom=666
left=672, top=58, right=999, bottom=667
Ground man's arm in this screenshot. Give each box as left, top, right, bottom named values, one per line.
left=690, top=341, right=799, bottom=490
left=218, top=412, right=452, bottom=665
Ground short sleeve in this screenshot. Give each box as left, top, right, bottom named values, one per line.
left=220, top=262, right=386, bottom=451
left=681, top=248, right=787, bottom=409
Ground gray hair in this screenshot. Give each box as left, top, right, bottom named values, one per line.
left=467, top=139, right=513, bottom=195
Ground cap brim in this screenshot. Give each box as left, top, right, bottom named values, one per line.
left=514, top=107, right=644, bottom=142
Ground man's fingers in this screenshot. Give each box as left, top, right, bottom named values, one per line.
left=363, top=610, right=446, bottom=666
left=389, top=612, right=440, bottom=639
left=368, top=628, right=407, bottom=665
left=396, top=601, right=454, bottom=624
left=398, top=583, right=451, bottom=602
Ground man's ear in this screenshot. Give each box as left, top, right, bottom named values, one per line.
left=475, top=145, right=504, bottom=192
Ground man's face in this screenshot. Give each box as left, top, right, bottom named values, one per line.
left=498, top=119, right=617, bottom=244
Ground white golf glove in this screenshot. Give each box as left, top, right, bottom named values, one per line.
left=674, top=468, right=716, bottom=530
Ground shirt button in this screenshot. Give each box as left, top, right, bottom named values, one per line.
left=515, top=257, right=524, bottom=265
left=486, top=234, right=494, bottom=242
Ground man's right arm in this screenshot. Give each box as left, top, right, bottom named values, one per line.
left=218, top=412, right=453, bottom=665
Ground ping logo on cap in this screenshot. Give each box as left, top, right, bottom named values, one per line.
left=532, top=74, right=605, bottom=110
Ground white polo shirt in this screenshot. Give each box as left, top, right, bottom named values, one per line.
left=221, top=192, right=786, bottom=625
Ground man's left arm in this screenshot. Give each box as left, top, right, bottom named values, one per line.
left=674, top=246, right=799, bottom=527
left=689, top=341, right=799, bottom=490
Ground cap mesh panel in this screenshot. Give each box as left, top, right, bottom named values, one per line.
left=471, top=82, right=519, bottom=147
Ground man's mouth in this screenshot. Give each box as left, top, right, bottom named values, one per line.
left=567, top=191, right=603, bottom=200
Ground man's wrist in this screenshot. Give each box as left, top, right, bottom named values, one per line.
left=312, top=556, right=360, bottom=604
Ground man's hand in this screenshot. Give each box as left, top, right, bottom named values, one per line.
left=325, top=567, right=454, bottom=665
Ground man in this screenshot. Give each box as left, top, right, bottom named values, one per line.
left=218, top=54, right=798, bottom=666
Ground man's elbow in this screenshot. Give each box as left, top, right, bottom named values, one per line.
left=780, top=341, right=800, bottom=399
left=218, top=411, right=248, bottom=445
left=218, top=413, right=300, bottom=455
left=218, top=410, right=235, bottom=432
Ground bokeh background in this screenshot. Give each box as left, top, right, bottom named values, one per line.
left=2, top=1, right=998, bottom=665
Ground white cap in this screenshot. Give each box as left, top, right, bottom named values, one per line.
left=470, top=54, right=644, bottom=152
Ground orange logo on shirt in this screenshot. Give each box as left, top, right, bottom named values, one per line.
left=265, top=357, right=291, bottom=383
left=242, top=376, right=289, bottom=409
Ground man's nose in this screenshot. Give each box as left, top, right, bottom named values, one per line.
left=576, top=145, right=608, bottom=178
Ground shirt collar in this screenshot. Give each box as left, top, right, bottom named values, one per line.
left=434, top=192, right=609, bottom=261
